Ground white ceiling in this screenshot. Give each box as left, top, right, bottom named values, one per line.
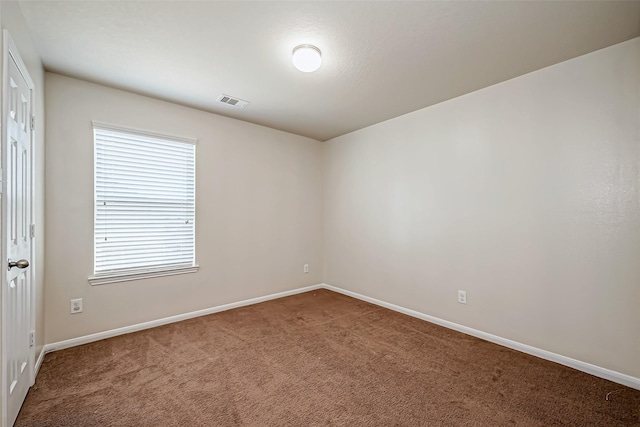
left=19, top=1, right=640, bottom=141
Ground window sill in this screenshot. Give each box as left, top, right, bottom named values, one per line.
left=88, top=265, right=199, bottom=286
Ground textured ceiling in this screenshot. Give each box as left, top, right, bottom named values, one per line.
left=19, top=1, right=640, bottom=141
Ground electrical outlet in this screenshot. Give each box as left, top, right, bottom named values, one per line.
left=303, top=264, right=309, bottom=274
left=70, top=298, right=83, bottom=314
left=457, top=290, right=467, bottom=304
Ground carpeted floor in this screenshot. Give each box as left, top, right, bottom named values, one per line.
left=16, top=289, right=640, bottom=426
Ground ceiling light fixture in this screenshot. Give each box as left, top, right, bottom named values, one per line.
left=292, top=44, right=322, bottom=73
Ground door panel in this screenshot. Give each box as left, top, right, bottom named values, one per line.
left=4, top=43, right=33, bottom=427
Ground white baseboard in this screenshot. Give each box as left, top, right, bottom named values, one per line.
left=34, top=346, right=46, bottom=376
left=322, top=283, right=640, bottom=391
left=40, top=282, right=640, bottom=391
left=42, top=284, right=323, bottom=354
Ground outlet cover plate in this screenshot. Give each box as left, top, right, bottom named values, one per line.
left=70, top=298, right=83, bottom=314
left=457, top=290, right=467, bottom=304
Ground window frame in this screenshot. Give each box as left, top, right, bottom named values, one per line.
left=88, top=121, right=198, bottom=285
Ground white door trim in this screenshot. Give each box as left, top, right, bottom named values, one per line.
left=1, top=29, right=36, bottom=427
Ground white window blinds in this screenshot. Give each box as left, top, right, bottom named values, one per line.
left=93, top=124, right=196, bottom=278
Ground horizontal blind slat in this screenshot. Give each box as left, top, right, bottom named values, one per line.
left=95, top=130, right=195, bottom=150
left=96, top=248, right=194, bottom=260
left=96, top=142, right=193, bottom=159
left=97, top=261, right=193, bottom=270
left=96, top=253, right=194, bottom=264
left=97, top=163, right=193, bottom=175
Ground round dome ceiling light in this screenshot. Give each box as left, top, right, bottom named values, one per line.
left=292, top=44, right=322, bottom=73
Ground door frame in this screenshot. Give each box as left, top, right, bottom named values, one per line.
left=0, top=29, right=36, bottom=427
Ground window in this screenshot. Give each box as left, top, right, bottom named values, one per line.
left=89, top=123, right=197, bottom=285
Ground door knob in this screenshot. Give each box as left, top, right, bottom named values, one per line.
left=8, top=259, right=29, bottom=270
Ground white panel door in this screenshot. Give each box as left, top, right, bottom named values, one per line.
left=3, top=38, right=33, bottom=427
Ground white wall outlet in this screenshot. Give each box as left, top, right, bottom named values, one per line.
left=303, top=264, right=309, bottom=274
left=70, top=298, right=83, bottom=314
left=457, top=290, right=467, bottom=304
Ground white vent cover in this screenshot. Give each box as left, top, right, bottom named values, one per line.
left=217, top=94, right=250, bottom=108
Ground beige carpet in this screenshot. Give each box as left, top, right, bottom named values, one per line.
left=16, top=289, right=640, bottom=426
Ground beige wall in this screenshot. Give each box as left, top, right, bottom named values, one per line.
left=45, top=73, right=323, bottom=343
left=323, top=38, right=640, bottom=378
left=42, top=34, right=640, bottom=381
left=0, top=1, right=46, bottom=361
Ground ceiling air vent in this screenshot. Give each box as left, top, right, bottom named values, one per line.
left=217, top=94, right=250, bottom=109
